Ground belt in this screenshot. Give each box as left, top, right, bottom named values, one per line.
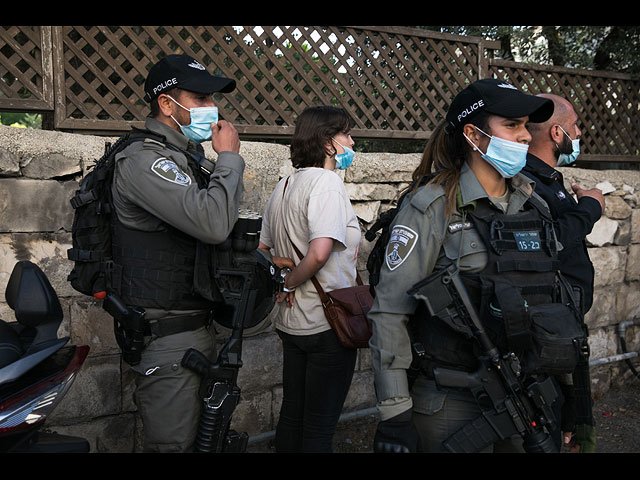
left=144, top=311, right=211, bottom=337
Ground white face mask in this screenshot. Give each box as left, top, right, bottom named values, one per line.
left=464, top=126, right=529, bottom=178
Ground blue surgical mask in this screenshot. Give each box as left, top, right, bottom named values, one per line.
left=168, top=95, right=219, bottom=143
left=333, top=139, right=355, bottom=170
left=556, top=126, right=580, bottom=167
left=464, top=127, right=528, bottom=178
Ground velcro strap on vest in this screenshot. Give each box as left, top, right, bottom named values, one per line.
left=519, top=284, right=555, bottom=297
left=112, top=245, right=195, bottom=266
left=121, top=265, right=192, bottom=284
left=496, top=259, right=559, bottom=273
left=67, top=247, right=103, bottom=262
left=119, top=284, right=191, bottom=303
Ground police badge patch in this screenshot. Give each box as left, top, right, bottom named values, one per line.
left=385, top=225, right=418, bottom=271
left=151, top=158, right=192, bottom=186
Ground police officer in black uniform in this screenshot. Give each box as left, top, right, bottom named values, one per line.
left=525, top=94, right=604, bottom=314
left=525, top=93, right=605, bottom=453
left=110, top=54, right=245, bottom=452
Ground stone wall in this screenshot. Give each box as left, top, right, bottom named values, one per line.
left=1, top=124, right=639, bottom=452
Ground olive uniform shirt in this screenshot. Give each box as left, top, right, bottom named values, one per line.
left=368, top=162, right=551, bottom=421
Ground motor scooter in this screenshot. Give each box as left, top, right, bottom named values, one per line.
left=0, top=260, right=90, bottom=452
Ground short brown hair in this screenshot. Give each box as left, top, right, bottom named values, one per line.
left=290, top=106, right=352, bottom=168
left=149, top=87, right=181, bottom=118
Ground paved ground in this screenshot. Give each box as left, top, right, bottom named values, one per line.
left=591, top=377, right=640, bottom=453
left=249, top=377, right=640, bottom=454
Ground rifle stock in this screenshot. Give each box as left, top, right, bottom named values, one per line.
left=182, top=347, right=245, bottom=453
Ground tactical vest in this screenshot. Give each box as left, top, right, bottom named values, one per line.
left=416, top=194, right=587, bottom=376
left=108, top=220, right=214, bottom=311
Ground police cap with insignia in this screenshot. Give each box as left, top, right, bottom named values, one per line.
left=144, top=54, right=236, bottom=103
left=446, top=78, right=553, bottom=131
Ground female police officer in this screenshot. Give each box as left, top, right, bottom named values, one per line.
left=368, top=79, right=584, bottom=453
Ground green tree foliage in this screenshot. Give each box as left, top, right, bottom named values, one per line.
left=0, top=112, right=42, bottom=129
left=417, top=26, right=640, bottom=76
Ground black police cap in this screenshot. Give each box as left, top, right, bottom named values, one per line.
left=143, top=54, right=236, bottom=103
left=446, top=78, right=553, bottom=130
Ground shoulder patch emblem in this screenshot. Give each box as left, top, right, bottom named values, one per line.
left=385, top=224, right=419, bottom=271
left=151, top=158, right=192, bottom=186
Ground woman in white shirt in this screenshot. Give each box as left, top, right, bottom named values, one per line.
left=259, top=106, right=361, bottom=452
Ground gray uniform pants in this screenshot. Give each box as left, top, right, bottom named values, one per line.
left=130, top=326, right=216, bottom=452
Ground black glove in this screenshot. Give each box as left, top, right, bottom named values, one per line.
left=373, top=409, right=419, bottom=453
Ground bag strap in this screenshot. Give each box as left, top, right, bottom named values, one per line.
left=280, top=176, right=362, bottom=306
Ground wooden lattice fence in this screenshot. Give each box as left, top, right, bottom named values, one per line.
left=1, top=25, right=638, bottom=162
left=490, top=59, right=640, bottom=161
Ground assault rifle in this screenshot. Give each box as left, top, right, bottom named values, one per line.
left=407, top=265, right=559, bottom=453
left=181, top=212, right=282, bottom=453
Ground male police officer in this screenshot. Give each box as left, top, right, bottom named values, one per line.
left=110, top=54, right=244, bottom=452
left=524, top=94, right=605, bottom=453
left=525, top=94, right=604, bottom=314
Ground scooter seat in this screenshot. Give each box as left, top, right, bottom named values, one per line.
left=5, top=261, right=63, bottom=327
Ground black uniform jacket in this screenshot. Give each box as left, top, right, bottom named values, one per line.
left=523, top=153, right=602, bottom=313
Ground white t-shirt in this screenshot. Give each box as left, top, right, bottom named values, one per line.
left=260, top=167, right=361, bottom=335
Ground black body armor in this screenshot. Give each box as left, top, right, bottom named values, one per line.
left=416, top=195, right=587, bottom=376
left=109, top=220, right=214, bottom=311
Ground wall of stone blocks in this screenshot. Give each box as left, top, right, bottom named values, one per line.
left=1, top=124, right=639, bottom=452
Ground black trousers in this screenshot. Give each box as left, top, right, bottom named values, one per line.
left=275, top=328, right=357, bottom=452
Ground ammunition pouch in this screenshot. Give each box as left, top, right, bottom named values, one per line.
left=522, top=302, right=587, bottom=375
left=484, top=288, right=587, bottom=376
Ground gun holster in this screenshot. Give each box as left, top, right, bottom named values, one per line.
left=103, top=293, right=146, bottom=366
